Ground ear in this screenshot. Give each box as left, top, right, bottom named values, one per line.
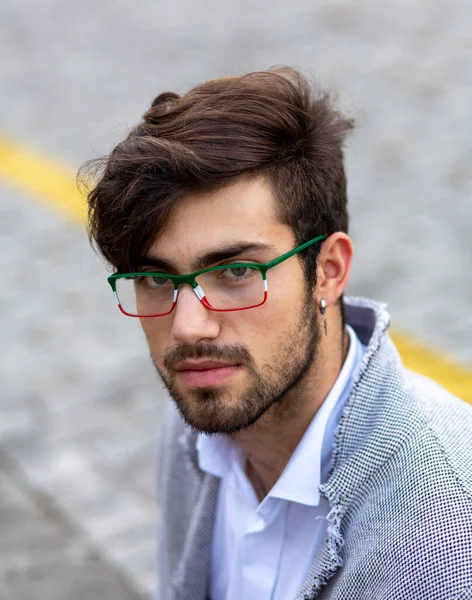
left=316, top=233, right=353, bottom=307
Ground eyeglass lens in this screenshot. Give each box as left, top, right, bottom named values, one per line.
left=115, top=267, right=266, bottom=316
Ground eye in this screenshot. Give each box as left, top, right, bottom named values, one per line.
left=217, top=266, right=257, bottom=281
left=150, top=276, right=171, bottom=287
left=227, top=267, right=249, bottom=278
left=135, top=275, right=172, bottom=288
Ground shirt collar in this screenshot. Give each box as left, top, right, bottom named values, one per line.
left=197, top=431, right=242, bottom=480
left=197, top=325, right=364, bottom=506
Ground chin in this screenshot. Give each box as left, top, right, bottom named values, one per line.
left=177, top=392, right=273, bottom=436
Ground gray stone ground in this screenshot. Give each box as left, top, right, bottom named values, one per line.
left=0, top=0, right=471, bottom=598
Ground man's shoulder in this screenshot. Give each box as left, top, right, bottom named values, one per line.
left=346, top=325, right=472, bottom=493
left=408, top=367, right=472, bottom=423
left=332, top=371, right=472, bottom=598
left=406, top=369, right=472, bottom=490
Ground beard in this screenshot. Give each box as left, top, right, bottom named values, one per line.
left=151, top=293, right=321, bottom=435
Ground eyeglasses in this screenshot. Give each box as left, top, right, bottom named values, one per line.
left=108, top=234, right=327, bottom=318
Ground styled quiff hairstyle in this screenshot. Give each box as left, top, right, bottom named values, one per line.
left=83, top=67, right=353, bottom=281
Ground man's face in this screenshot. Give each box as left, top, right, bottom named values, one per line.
left=141, top=178, right=322, bottom=435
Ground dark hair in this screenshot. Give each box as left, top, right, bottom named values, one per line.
left=80, top=67, right=353, bottom=287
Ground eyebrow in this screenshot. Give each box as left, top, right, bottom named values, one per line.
left=138, top=242, right=276, bottom=273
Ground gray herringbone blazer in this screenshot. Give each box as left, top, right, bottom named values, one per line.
left=155, top=297, right=472, bottom=600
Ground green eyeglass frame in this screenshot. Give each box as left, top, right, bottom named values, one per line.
left=108, top=234, right=327, bottom=317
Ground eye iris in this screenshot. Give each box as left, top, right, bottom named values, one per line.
left=230, top=267, right=247, bottom=276
left=151, top=276, right=168, bottom=285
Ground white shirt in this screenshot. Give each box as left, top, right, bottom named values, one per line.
left=197, top=325, right=366, bottom=600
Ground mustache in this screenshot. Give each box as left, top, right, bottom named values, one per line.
left=163, top=343, right=253, bottom=371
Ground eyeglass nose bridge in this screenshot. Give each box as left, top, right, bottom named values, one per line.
left=173, top=278, right=208, bottom=308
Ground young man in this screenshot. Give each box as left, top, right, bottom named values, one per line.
left=83, top=69, right=472, bottom=599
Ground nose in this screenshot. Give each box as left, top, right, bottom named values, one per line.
left=170, top=284, right=220, bottom=345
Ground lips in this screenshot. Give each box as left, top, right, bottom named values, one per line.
left=175, top=361, right=242, bottom=387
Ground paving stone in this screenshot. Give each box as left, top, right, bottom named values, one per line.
left=0, top=563, right=145, bottom=600
left=0, top=460, right=146, bottom=599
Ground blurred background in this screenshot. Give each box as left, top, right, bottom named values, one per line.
left=0, top=1, right=471, bottom=598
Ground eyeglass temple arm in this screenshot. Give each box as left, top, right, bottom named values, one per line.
left=265, top=234, right=327, bottom=270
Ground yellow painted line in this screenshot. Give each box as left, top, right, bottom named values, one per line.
left=0, top=135, right=86, bottom=223
left=0, top=133, right=471, bottom=404
left=391, top=332, right=471, bottom=404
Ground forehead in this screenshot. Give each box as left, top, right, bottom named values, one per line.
left=150, top=178, right=293, bottom=261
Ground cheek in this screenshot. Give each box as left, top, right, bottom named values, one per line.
left=267, top=269, right=308, bottom=321
left=140, top=319, right=170, bottom=362
left=239, top=287, right=303, bottom=357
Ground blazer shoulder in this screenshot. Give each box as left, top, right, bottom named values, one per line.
left=407, top=370, right=472, bottom=492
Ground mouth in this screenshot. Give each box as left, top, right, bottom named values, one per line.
left=175, top=360, right=242, bottom=387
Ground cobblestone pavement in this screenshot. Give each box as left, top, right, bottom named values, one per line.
left=1, top=0, right=471, bottom=598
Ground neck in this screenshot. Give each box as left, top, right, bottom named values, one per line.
left=233, top=324, right=350, bottom=501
